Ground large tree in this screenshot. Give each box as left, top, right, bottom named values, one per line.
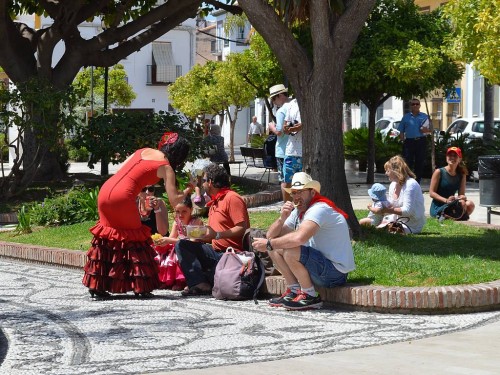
left=0, top=0, right=240, bottom=184
left=344, top=0, right=463, bottom=184
left=238, top=0, right=376, bottom=235
left=443, top=0, right=500, bottom=144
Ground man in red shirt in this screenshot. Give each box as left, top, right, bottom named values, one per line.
left=175, top=164, right=249, bottom=296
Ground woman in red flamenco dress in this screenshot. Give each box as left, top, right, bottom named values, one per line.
left=82, top=132, right=190, bottom=299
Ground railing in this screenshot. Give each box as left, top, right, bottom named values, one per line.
left=146, top=65, right=182, bottom=85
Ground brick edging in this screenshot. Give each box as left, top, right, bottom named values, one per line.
left=264, top=276, right=500, bottom=313
left=1, top=240, right=499, bottom=314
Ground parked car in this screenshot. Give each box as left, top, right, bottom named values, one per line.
left=440, top=117, right=500, bottom=141
left=375, top=117, right=400, bottom=138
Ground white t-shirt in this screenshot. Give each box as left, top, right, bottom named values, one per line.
left=385, top=178, right=426, bottom=233
left=284, top=202, right=355, bottom=273
left=284, top=99, right=302, bottom=157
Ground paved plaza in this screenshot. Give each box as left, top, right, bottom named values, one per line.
left=0, top=259, right=499, bottom=375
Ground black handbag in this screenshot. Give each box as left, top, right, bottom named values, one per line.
left=439, top=200, right=466, bottom=221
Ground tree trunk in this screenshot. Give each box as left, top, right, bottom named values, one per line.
left=299, top=66, right=358, bottom=233
left=483, top=80, right=495, bottom=145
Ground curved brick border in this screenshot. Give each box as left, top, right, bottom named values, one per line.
left=1, top=241, right=499, bottom=314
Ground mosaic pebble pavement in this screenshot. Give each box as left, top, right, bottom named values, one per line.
left=1, top=259, right=499, bottom=375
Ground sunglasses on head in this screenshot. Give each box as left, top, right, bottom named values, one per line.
left=141, top=186, right=155, bottom=193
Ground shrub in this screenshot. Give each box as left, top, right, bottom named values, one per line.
left=29, top=186, right=99, bottom=226
left=66, top=138, right=89, bottom=162
left=0, top=133, right=8, bottom=162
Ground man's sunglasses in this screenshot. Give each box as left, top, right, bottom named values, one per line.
left=141, top=186, right=155, bottom=193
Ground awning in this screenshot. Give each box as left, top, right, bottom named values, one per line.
left=152, top=42, right=177, bottom=82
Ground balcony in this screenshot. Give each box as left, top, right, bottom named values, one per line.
left=146, top=65, right=182, bottom=85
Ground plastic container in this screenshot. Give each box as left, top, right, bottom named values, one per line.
left=186, top=225, right=207, bottom=239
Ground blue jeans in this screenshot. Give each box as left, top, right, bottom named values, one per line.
left=175, top=239, right=223, bottom=287
left=299, top=246, right=348, bottom=288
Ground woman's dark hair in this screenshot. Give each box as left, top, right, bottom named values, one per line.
left=204, top=163, right=230, bottom=188
left=160, top=136, right=190, bottom=171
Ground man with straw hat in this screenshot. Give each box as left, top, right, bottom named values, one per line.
left=268, top=84, right=292, bottom=202
left=252, top=172, right=355, bottom=310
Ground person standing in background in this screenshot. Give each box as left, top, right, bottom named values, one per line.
left=397, top=98, right=431, bottom=183
left=247, top=116, right=264, bottom=146
left=268, top=84, right=292, bottom=202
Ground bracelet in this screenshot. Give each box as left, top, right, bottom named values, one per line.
left=154, top=208, right=162, bottom=213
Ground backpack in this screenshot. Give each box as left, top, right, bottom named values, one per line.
left=263, top=134, right=277, bottom=168
left=212, top=247, right=265, bottom=303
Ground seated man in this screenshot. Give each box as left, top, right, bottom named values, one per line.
left=175, top=163, right=250, bottom=296
left=252, top=172, right=355, bottom=310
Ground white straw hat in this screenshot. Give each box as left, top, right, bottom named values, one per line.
left=284, top=172, right=321, bottom=194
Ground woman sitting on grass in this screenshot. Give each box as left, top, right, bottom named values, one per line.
left=429, top=146, right=475, bottom=220
left=368, top=155, right=426, bottom=234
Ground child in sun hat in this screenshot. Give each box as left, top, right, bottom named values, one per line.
left=359, top=183, right=392, bottom=226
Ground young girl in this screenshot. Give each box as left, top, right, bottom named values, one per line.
left=153, top=196, right=204, bottom=290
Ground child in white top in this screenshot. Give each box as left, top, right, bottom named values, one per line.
left=360, top=183, right=392, bottom=226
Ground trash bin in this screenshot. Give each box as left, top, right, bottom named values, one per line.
left=478, top=155, right=500, bottom=206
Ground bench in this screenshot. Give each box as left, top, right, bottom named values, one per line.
left=240, top=146, right=273, bottom=182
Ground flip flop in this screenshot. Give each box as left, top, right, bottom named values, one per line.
left=181, top=286, right=212, bottom=297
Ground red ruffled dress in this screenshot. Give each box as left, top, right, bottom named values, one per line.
left=82, top=149, right=168, bottom=294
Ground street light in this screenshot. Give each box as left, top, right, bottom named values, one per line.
left=100, top=20, right=110, bottom=175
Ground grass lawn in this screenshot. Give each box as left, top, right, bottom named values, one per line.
left=1, top=210, right=499, bottom=287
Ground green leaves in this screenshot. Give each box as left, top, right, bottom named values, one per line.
left=443, top=0, right=500, bottom=84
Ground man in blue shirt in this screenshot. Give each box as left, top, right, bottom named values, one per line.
left=268, top=84, right=291, bottom=201
left=398, top=99, right=431, bottom=183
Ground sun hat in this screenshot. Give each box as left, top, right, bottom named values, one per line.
left=368, top=183, right=388, bottom=202
left=446, top=146, right=462, bottom=158
left=269, top=84, right=288, bottom=99
left=284, top=172, right=321, bottom=194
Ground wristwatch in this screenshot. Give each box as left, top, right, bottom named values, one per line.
left=266, top=239, right=274, bottom=252
left=215, top=232, right=222, bottom=240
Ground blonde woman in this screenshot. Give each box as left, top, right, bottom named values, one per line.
left=368, top=155, right=426, bottom=234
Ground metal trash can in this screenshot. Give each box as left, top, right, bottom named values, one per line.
left=478, top=155, right=500, bottom=206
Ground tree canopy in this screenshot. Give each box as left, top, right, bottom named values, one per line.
left=73, top=64, right=137, bottom=110
left=443, top=0, right=500, bottom=85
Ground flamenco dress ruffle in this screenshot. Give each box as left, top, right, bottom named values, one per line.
left=82, top=222, right=161, bottom=294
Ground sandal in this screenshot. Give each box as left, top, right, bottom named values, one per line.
left=181, top=285, right=212, bottom=297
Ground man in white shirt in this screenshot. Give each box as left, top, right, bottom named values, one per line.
left=247, top=116, right=264, bottom=145
left=252, top=172, right=355, bottom=310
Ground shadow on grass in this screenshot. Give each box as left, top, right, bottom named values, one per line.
left=359, top=223, right=500, bottom=261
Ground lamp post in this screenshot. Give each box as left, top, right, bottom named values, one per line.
left=100, top=21, right=110, bottom=175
